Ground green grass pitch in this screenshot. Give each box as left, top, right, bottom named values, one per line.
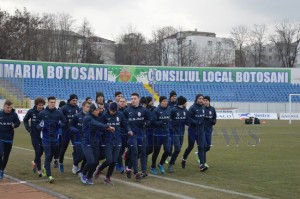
left=5, top=120, right=300, bottom=199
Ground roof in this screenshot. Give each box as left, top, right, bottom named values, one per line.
left=165, top=31, right=216, bottom=40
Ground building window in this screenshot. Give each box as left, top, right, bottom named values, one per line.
left=66, top=51, right=70, bottom=55
left=217, top=42, right=221, bottom=47
left=98, top=45, right=102, bottom=50
left=78, top=39, right=83, bottom=45
left=262, top=47, right=266, bottom=52
left=208, top=41, right=212, bottom=46
left=269, top=48, right=272, bottom=52
left=269, top=56, right=272, bottom=60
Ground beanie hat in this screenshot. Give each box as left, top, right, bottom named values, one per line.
left=59, top=101, right=66, bottom=108
left=177, top=96, right=187, bottom=105
left=69, top=94, right=78, bottom=100
left=85, top=97, right=92, bottom=101
left=159, top=96, right=167, bottom=103
left=169, top=91, right=177, bottom=99
left=109, top=102, right=118, bottom=111
left=203, top=96, right=211, bottom=102
left=194, top=94, right=203, bottom=103
left=89, top=104, right=97, bottom=113
left=140, top=97, right=148, bottom=105
left=146, top=96, right=153, bottom=104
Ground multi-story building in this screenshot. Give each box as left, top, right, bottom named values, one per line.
left=89, top=36, right=116, bottom=64
left=35, top=30, right=115, bottom=64
left=246, top=43, right=299, bottom=68
left=162, top=30, right=235, bottom=67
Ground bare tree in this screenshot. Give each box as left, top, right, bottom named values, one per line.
left=230, top=25, right=249, bottom=67
left=0, top=9, right=10, bottom=59
left=0, top=8, right=41, bottom=60
left=115, top=27, right=147, bottom=65
left=38, top=13, right=57, bottom=61
left=77, top=18, right=95, bottom=63
left=247, top=24, right=267, bottom=67
left=270, top=19, right=300, bottom=68
left=148, top=26, right=177, bottom=66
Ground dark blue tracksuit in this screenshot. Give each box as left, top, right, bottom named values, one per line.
left=96, top=111, right=106, bottom=162
left=203, top=105, right=217, bottom=163
left=23, top=106, right=44, bottom=171
left=168, top=101, right=177, bottom=154
left=169, top=106, right=188, bottom=165
left=0, top=109, right=20, bottom=172
left=81, top=113, right=108, bottom=179
left=151, top=105, right=172, bottom=168
left=36, top=107, right=66, bottom=177
left=183, top=101, right=206, bottom=165
left=123, top=105, right=151, bottom=174
left=59, top=103, right=79, bottom=164
left=146, top=105, right=156, bottom=156
left=98, top=111, right=128, bottom=178
left=116, top=106, right=127, bottom=168
left=69, top=111, right=87, bottom=171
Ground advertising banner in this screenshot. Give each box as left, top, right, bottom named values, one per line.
left=279, top=113, right=300, bottom=120
left=0, top=60, right=291, bottom=84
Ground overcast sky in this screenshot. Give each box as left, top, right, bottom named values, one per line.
left=2, top=0, right=300, bottom=41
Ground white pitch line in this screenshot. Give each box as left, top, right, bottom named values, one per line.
left=149, top=175, right=268, bottom=199
left=13, top=146, right=268, bottom=199
left=12, top=146, right=194, bottom=199
left=112, top=178, right=195, bottom=199
left=4, top=175, right=69, bottom=199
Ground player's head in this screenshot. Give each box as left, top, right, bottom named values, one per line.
left=177, top=96, right=187, bottom=107
left=82, top=101, right=90, bottom=113
left=109, top=102, right=118, bottom=115
left=159, top=96, right=168, bottom=108
left=169, top=91, right=177, bottom=102
left=47, top=96, right=56, bottom=109
left=96, top=92, right=105, bottom=103
left=131, top=93, right=140, bottom=107
left=118, top=97, right=127, bottom=108
left=203, top=96, right=211, bottom=107
left=146, top=96, right=154, bottom=106
left=3, top=100, right=13, bottom=113
left=69, top=94, right=78, bottom=106
left=114, top=91, right=123, bottom=102
left=195, top=94, right=204, bottom=105
left=34, top=97, right=46, bottom=111
left=85, top=97, right=93, bottom=104
left=89, top=103, right=100, bottom=116
left=140, top=97, right=148, bottom=108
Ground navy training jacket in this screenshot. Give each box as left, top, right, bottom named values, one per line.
left=81, top=113, right=109, bottom=146
left=153, top=105, right=172, bottom=136
left=36, top=107, right=66, bottom=144
left=23, top=106, right=44, bottom=138
left=170, top=106, right=188, bottom=136
left=123, top=105, right=151, bottom=138
left=0, top=109, right=20, bottom=142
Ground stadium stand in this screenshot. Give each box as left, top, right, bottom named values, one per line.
left=22, top=79, right=151, bottom=101
left=154, top=82, right=300, bottom=102
left=1, top=77, right=300, bottom=103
